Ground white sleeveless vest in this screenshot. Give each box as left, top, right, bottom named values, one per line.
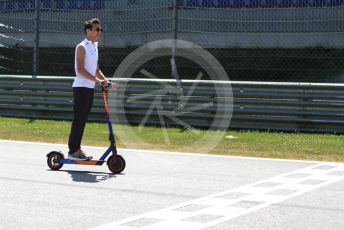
left=73, top=38, right=98, bottom=88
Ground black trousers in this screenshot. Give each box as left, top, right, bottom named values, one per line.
left=68, top=87, right=94, bottom=154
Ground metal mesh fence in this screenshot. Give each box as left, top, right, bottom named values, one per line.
left=1, top=0, right=344, bottom=82
left=0, top=0, right=35, bottom=75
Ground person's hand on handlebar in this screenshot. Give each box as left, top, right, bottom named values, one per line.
left=107, top=82, right=117, bottom=91
left=102, top=80, right=109, bottom=87
left=101, top=81, right=117, bottom=91
left=96, top=78, right=112, bottom=87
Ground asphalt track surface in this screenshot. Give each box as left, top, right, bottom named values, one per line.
left=1, top=140, right=344, bottom=230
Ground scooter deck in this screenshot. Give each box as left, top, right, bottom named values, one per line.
left=60, top=159, right=106, bottom=165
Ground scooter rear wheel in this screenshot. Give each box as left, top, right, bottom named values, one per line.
left=47, top=151, right=64, bottom=170
left=107, top=155, right=126, bottom=174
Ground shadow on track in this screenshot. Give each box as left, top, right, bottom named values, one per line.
left=50, top=169, right=124, bottom=183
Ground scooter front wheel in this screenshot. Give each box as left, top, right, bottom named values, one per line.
left=47, top=151, right=64, bottom=170
left=107, top=155, right=126, bottom=174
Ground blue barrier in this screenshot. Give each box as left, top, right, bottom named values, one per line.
left=42, top=0, right=53, bottom=8
left=5, top=1, right=16, bottom=10
left=295, top=0, right=310, bottom=7
left=279, top=0, right=293, bottom=7
left=68, top=0, right=78, bottom=9
left=17, top=1, right=25, bottom=10
left=195, top=0, right=344, bottom=7
left=330, top=0, right=343, bottom=6
left=202, top=0, right=215, bottom=7
left=94, top=0, right=105, bottom=9
left=265, top=0, right=276, bottom=7
left=249, top=0, right=261, bottom=7
left=218, top=0, right=231, bottom=7
left=55, top=0, right=65, bottom=9
left=233, top=0, right=246, bottom=7
left=80, top=0, right=92, bottom=9
left=187, top=0, right=199, bottom=7
left=0, top=0, right=106, bottom=11
left=0, top=0, right=343, bottom=11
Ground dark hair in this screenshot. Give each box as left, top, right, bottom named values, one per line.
left=84, top=18, right=101, bottom=34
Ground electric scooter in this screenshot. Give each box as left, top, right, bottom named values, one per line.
left=46, top=83, right=126, bottom=174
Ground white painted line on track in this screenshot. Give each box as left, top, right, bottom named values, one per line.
left=89, top=162, right=344, bottom=230
left=0, top=139, right=339, bottom=164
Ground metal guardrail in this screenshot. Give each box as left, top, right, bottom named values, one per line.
left=1, top=75, right=344, bottom=133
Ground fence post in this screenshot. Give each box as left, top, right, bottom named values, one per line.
left=171, top=0, right=184, bottom=108
left=172, top=0, right=179, bottom=41
left=33, top=0, right=40, bottom=78
left=171, top=0, right=179, bottom=61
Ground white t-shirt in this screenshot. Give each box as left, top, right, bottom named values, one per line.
left=72, top=38, right=98, bottom=88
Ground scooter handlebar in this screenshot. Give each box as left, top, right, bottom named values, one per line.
left=102, top=81, right=115, bottom=91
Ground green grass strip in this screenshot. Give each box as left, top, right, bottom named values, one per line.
left=0, top=116, right=343, bottom=162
